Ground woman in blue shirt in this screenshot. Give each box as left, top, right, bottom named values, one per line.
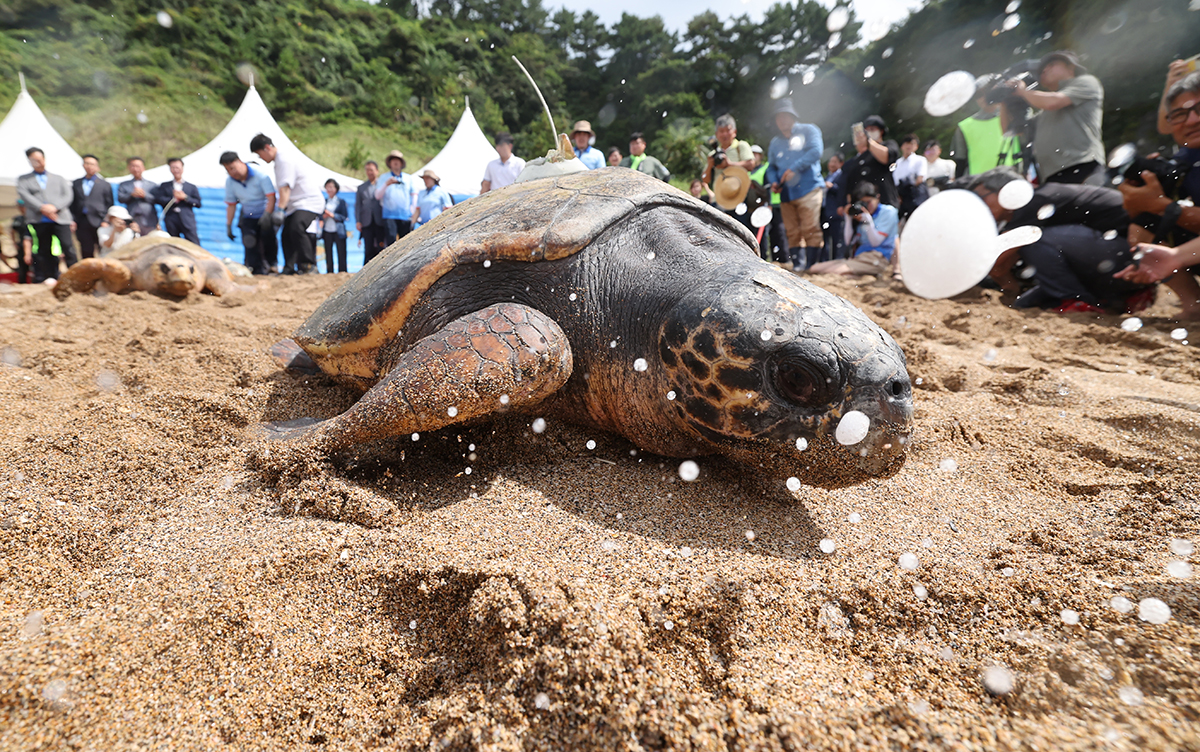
left=320, top=179, right=349, bottom=273
left=414, top=170, right=453, bottom=228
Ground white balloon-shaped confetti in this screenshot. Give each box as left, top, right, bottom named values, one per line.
left=531, top=417, right=547, bottom=434
left=848, top=512, right=862, bottom=523
left=835, top=410, right=870, bottom=445
left=1060, top=609, right=1080, bottom=625
left=1171, top=328, right=1188, bottom=340
left=982, top=666, right=1015, bottom=696
left=939, top=458, right=958, bottom=472
left=786, top=476, right=802, bottom=492
left=678, top=460, right=700, bottom=482
left=1138, top=598, right=1171, bottom=624
left=923, top=71, right=977, bottom=117
left=899, top=552, right=919, bottom=570
left=735, top=202, right=748, bottom=216
left=863, top=65, right=876, bottom=79
left=802, top=70, right=816, bottom=85
left=1109, top=595, right=1133, bottom=613
left=1118, top=686, right=1144, bottom=706
left=795, top=437, right=808, bottom=451
left=769, top=76, right=789, bottom=100
left=1167, top=560, right=1192, bottom=579
left=535, top=692, right=550, bottom=709
left=826, top=6, right=849, bottom=31
left=900, top=190, right=999, bottom=299
left=913, top=584, right=928, bottom=600
left=1120, top=317, right=1143, bottom=332
left=819, top=538, right=836, bottom=553
left=997, top=179, right=1034, bottom=210
left=1037, top=203, right=1057, bottom=220
left=633, top=358, right=648, bottom=372
left=751, top=206, right=773, bottom=228
left=1170, top=538, right=1195, bottom=556
left=156, top=10, right=173, bottom=27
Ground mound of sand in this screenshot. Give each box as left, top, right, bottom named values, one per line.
left=0, top=274, right=1196, bottom=750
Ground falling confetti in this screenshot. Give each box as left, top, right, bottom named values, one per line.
left=1170, top=539, right=1194, bottom=556
left=21, top=611, right=44, bottom=638
left=745, top=530, right=755, bottom=542
left=913, top=584, right=928, bottom=600
left=1167, top=561, right=1192, bottom=579
left=96, top=370, right=120, bottom=391
left=769, top=77, right=790, bottom=99
left=0, top=346, right=20, bottom=367
left=795, top=437, right=808, bottom=451
left=899, top=553, right=920, bottom=571
left=826, top=6, right=849, bottom=31
left=447, top=406, right=458, bottom=417
left=42, top=679, right=67, bottom=703
left=819, top=538, right=836, bottom=554
left=1118, top=686, right=1144, bottom=706
left=848, top=512, right=862, bottom=523
left=984, top=348, right=998, bottom=362
left=1138, top=598, right=1171, bottom=624
left=939, top=458, right=958, bottom=472
left=1060, top=609, right=1080, bottom=625
left=678, top=461, right=700, bottom=482
left=997, top=179, right=1034, bottom=210
left=663, top=620, right=674, bottom=630
left=982, top=666, right=1015, bottom=696
left=963, top=38, right=976, bottom=49
left=156, top=10, right=173, bottom=27
left=535, top=692, right=550, bottom=709
left=863, top=65, right=876, bottom=79
left=586, top=440, right=596, bottom=450
left=786, top=477, right=801, bottom=492
left=680, top=546, right=693, bottom=558
left=633, top=358, right=648, bottom=372
left=751, top=206, right=773, bottom=228
left=531, top=418, right=547, bottom=434
left=1036, top=204, right=1056, bottom=220
left=1120, top=318, right=1143, bottom=332
left=923, top=71, right=977, bottom=117
left=1002, top=13, right=1020, bottom=31
left=835, top=411, right=870, bottom=445
left=1171, top=328, right=1188, bottom=340
left=802, top=70, right=816, bottom=85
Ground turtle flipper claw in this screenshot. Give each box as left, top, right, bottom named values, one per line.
left=271, top=339, right=320, bottom=374
left=251, top=416, right=322, bottom=442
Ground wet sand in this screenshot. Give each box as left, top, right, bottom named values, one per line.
left=0, top=273, right=1197, bottom=750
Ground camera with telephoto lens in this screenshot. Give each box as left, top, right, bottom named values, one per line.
left=706, top=136, right=727, bottom=168
left=1120, top=156, right=1186, bottom=195
left=847, top=202, right=866, bottom=218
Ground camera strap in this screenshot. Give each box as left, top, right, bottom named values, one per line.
left=1154, top=201, right=1183, bottom=244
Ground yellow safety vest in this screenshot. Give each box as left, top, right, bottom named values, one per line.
left=957, top=115, right=1021, bottom=175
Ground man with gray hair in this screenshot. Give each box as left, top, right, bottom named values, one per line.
left=1117, top=67, right=1200, bottom=319
left=703, top=114, right=755, bottom=192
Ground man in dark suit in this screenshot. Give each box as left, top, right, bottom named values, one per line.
left=355, top=160, right=385, bottom=264
left=70, top=154, right=114, bottom=259
left=118, top=156, right=159, bottom=235
left=16, top=147, right=77, bottom=280
left=155, top=157, right=202, bottom=245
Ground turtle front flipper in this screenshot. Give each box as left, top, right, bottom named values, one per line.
left=256, top=303, right=573, bottom=450
left=53, top=258, right=132, bottom=299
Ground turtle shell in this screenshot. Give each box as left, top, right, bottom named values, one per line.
left=103, top=235, right=220, bottom=263
left=294, top=169, right=756, bottom=371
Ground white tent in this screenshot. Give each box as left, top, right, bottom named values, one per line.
left=0, top=73, right=84, bottom=186
left=416, top=98, right=499, bottom=198
left=113, top=83, right=360, bottom=190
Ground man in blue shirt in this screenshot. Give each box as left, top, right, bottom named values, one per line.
left=807, top=182, right=897, bottom=277
left=373, top=149, right=418, bottom=246
left=570, top=121, right=605, bottom=170
left=16, top=147, right=77, bottom=280
left=765, top=100, right=825, bottom=269
left=70, top=154, right=113, bottom=259
left=221, top=151, right=277, bottom=276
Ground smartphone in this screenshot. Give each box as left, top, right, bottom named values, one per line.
left=851, top=122, right=866, bottom=141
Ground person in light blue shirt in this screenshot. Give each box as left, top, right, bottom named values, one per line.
left=765, top=100, right=824, bottom=268
left=221, top=151, right=277, bottom=275
left=807, top=182, right=898, bottom=277
left=373, top=149, right=418, bottom=246
left=414, top=170, right=454, bottom=227
left=570, top=121, right=605, bottom=170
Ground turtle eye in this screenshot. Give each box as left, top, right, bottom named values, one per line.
left=159, top=263, right=169, bottom=274
left=188, top=265, right=195, bottom=274
left=775, top=360, right=831, bottom=408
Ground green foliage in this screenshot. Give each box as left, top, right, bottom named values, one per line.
left=0, top=0, right=1191, bottom=177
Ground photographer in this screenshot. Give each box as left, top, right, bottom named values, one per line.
left=808, top=182, right=897, bottom=277
left=838, top=115, right=899, bottom=209
left=1008, top=51, right=1105, bottom=185
left=969, top=167, right=1153, bottom=313
left=702, top=114, right=755, bottom=194
left=951, top=75, right=1023, bottom=178
left=1117, top=69, right=1200, bottom=319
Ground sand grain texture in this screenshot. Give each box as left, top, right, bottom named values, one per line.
left=1, top=274, right=1197, bottom=751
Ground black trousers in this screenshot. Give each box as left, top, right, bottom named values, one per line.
left=282, top=210, right=318, bottom=271
left=321, top=232, right=347, bottom=273
left=33, top=223, right=77, bottom=280
left=758, top=206, right=792, bottom=265
left=824, top=214, right=847, bottom=260
left=1014, top=224, right=1149, bottom=309
left=75, top=221, right=100, bottom=259
left=1043, top=161, right=1103, bottom=186
left=164, top=213, right=200, bottom=245
left=238, top=216, right=275, bottom=275
left=384, top=218, right=412, bottom=248
left=362, top=224, right=386, bottom=265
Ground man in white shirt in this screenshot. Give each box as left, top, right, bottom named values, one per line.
left=923, top=139, right=957, bottom=195
left=155, top=158, right=202, bottom=245
left=892, top=133, right=928, bottom=219
left=481, top=132, right=525, bottom=193
left=250, top=133, right=323, bottom=274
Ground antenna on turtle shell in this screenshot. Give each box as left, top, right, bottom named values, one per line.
left=512, top=55, right=559, bottom=147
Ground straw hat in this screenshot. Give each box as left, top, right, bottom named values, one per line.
left=385, top=149, right=407, bottom=169
left=570, top=120, right=594, bottom=136
left=419, top=169, right=441, bottom=184
left=106, top=206, right=132, bottom=221
left=712, top=165, right=752, bottom=210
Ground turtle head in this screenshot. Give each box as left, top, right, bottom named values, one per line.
left=658, top=268, right=912, bottom=488
left=152, top=255, right=198, bottom=297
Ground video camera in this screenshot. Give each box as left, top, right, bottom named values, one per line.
left=1120, top=156, right=1186, bottom=195
left=983, top=61, right=1040, bottom=106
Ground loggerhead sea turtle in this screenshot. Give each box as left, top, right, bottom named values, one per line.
left=264, top=169, right=912, bottom=488
left=53, top=235, right=257, bottom=299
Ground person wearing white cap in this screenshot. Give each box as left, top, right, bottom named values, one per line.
left=97, top=205, right=138, bottom=255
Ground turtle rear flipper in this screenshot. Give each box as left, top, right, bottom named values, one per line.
left=256, top=303, right=572, bottom=450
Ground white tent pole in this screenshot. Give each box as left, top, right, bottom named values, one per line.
left=18, top=71, right=26, bottom=93
left=249, top=72, right=254, bottom=88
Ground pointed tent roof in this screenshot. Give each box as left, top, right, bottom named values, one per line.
left=114, top=83, right=360, bottom=190
left=0, top=73, right=85, bottom=187
left=416, top=99, right=499, bottom=198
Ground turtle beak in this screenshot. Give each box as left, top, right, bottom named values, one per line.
left=843, top=370, right=913, bottom=478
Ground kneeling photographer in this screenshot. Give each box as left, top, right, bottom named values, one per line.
left=807, top=182, right=897, bottom=277
left=1117, top=67, right=1200, bottom=319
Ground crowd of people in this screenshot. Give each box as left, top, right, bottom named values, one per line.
left=9, top=49, right=1200, bottom=320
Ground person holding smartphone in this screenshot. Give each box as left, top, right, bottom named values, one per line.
left=837, top=116, right=900, bottom=212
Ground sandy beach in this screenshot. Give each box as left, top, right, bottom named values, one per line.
left=0, top=272, right=1197, bottom=750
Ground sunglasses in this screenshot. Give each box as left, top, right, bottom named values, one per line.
left=1167, top=99, right=1200, bottom=126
